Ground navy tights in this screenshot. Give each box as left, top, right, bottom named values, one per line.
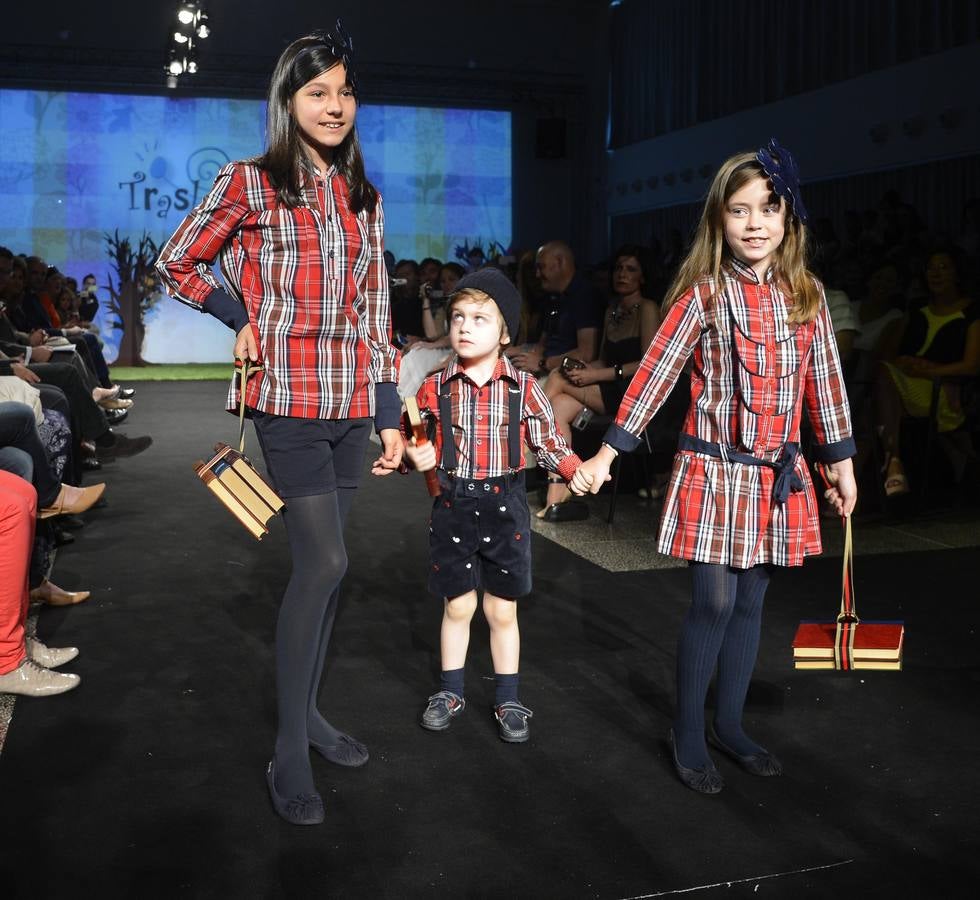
left=273, top=487, right=356, bottom=798
left=673, top=562, right=772, bottom=769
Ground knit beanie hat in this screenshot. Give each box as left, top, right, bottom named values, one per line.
left=450, top=268, right=521, bottom=344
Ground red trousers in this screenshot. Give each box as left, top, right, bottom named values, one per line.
left=0, top=470, right=35, bottom=675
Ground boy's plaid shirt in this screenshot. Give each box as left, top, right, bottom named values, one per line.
left=411, top=355, right=582, bottom=481
left=156, top=161, right=398, bottom=419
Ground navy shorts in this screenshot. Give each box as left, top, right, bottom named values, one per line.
left=428, top=470, right=532, bottom=600
left=250, top=411, right=372, bottom=498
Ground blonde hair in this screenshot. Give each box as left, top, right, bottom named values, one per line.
left=663, top=151, right=820, bottom=324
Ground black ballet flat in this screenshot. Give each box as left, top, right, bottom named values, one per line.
left=266, top=758, right=324, bottom=825
left=668, top=729, right=724, bottom=794
left=310, top=733, right=369, bottom=768
left=708, top=726, right=783, bottom=777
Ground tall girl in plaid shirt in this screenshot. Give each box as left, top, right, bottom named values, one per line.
left=573, top=141, right=858, bottom=794
left=157, top=24, right=403, bottom=825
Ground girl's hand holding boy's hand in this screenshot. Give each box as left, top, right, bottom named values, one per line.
left=570, top=445, right=617, bottom=496
left=371, top=428, right=406, bottom=477
left=401, top=437, right=437, bottom=473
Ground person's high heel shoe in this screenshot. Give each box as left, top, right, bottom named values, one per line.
left=39, top=482, right=106, bottom=519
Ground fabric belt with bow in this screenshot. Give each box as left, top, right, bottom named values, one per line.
left=677, top=433, right=804, bottom=503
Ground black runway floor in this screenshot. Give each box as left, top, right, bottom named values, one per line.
left=1, top=381, right=978, bottom=898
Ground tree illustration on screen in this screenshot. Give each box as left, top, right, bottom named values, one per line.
left=104, top=230, right=161, bottom=366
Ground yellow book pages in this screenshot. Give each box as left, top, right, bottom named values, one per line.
left=793, top=659, right=837, bottom=670
left=231, top=458, right=284, bottom=512
left=852, top=658, right=903, bottom=671
left=216, top=467, right=277, bottom=525
left=205, top=477, right=267, bottom=539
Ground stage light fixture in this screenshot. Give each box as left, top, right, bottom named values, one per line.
left=164, top=3, right=210, bottom=85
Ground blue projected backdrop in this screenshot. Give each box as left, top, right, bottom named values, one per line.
left=0, top=89, right=511, bottom=362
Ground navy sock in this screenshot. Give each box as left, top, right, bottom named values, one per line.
left=440, top=667, right=465, bottom=698
left=494, top=672, right=519, bottom=706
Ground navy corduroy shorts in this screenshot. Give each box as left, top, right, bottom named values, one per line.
left=428, top=470, right=532, bottom=600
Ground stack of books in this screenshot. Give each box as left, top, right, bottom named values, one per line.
left=194, top=443, right=284, bottom=540
left=792, top=620, right=905, bottom=670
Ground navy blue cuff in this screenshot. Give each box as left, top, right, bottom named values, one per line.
left=811, top=436, right=857, bottom=463
left=602, top=423, right=641, bottom=454
left=374, top=382, right=400, bottom=433
left=203, top=289, right=250, bottom=334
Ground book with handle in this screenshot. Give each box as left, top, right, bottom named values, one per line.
left=790, top=495, right=903, bottom=673
left=792, top=620, right=904, bottom=660
left=195, top=465, right=268, bottom=540
left=404, top=396, right=441, bottom=497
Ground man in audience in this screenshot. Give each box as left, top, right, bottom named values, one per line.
left=510, top=240, right=603, bottom=376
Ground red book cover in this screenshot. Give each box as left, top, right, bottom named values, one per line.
left=792, top=621, right=904, bottom=660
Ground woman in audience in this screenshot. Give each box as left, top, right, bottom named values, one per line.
left=876, top=249, right=980, bottom=495
left=538, top=245, right=662, bottom=520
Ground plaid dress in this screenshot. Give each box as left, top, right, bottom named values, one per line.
left=156, top=161, right=398, bottom=420
left=604, top=259, right=855, bottom=568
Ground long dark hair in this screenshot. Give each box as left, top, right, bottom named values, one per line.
left=255, top=33, right=378, bottom=214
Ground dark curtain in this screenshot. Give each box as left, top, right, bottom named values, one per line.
left=610, top=0, right=980, bottom=147
left=610, top=153, right=980, bottom=286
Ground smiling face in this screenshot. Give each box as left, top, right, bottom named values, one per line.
left=723, top=176, right=786, bottom=280
left=448, top=292, right=508, bottom=364
left=290, top=63, right=356, bottom=171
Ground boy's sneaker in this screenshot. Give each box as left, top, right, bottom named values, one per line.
left=420, top=691, right=465, bottom=731
left=494, top=701, right=533, bottom=743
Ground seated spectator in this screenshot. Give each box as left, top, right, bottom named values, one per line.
left=78, top=273, right=100, bottom=323
left=538, top=245, right=662, bottom=520
left=418, top=257, right=442, bottom=289
left=0, top=470, right=81, bottom=696
left=0, top=401, right=105, bottom=519
left=397, top=263, right=464, bottom=399
left=390, top=258, right=424, bottom=347
left=875, top=250, right=980, bottom=495
left=509, top=241, right=603, bottom=377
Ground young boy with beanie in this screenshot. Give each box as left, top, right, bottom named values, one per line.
left=398, top=268, right=582, bottom=742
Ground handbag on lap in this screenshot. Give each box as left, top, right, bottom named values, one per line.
left=792, top=514, right=904, bottom=670
left=193, top=360, right=284, bottom=540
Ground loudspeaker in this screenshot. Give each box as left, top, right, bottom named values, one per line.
left=535, top=117, right=567, bottom=159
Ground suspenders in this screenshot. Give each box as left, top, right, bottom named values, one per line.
left=437, top=374, right=523, bottom=474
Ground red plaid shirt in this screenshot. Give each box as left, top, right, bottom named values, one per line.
left=411, top=355, right=582, bottom=481
left=604, top=259, right=855, bottom=567
left=156, top=161, right=398, bottom=420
